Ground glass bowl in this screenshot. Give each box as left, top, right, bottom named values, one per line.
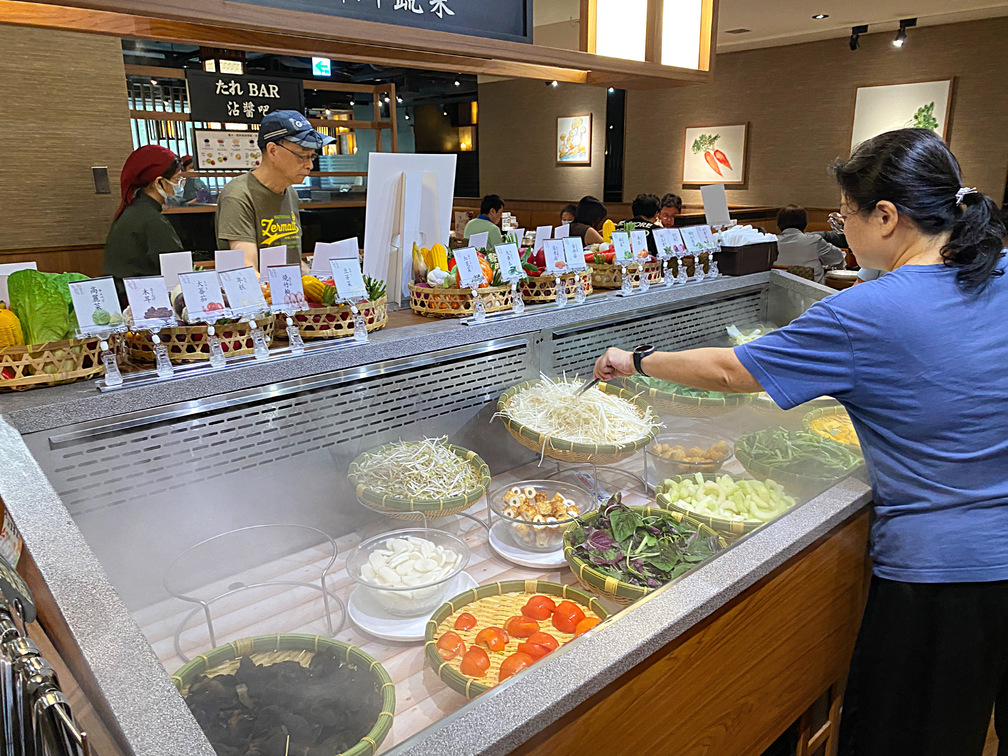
left=345, top=528, right=470, bottom=617
left=644, top=433, right=733, bottom=488
left=488, top=480, right=597, bottom=552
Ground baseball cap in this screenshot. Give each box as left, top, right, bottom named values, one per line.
left=257, top=110, right=335, bottom=150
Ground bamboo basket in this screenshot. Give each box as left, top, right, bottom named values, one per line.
left=347, top=442, right=491, bottom=520
left=563, top=507, right=726, bottom=606
left=654, top=474, right=773, bottom=539
left=277, top=296, right=388, bottom=341
left=126, top=315, right=276, bottom=363
left=424, top=579, right=608, bottom=699
left=0, top=337, right=105, bottom=391
left=803, top=406, right=861, bottom=450
left=622, top=375, right=754, bottom=418
left=172, top=634, right=395, bottom=756
left=750, top=392, right=838, bottom=418
left=734, top=432, right=863, bottom=500
left=590, top=259, right=663, bottom=289
left=496, top=381, right=658, bottom=464
left=520, top=270, right=593, bottom=303
left=408, top=282, right=513, bottom=318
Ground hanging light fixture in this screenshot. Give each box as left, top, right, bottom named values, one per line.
left=849, top=24, right=868, bottom=51
left=893, top=18, right=916, bottom=47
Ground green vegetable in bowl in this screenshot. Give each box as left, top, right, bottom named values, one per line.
left=629, top=375, right=750, bottom=400
left=7, top=269, right=88, bottom=345
left=657, top=473, right=796, bottom=523
left=736, top=427, right=862, bottom=478
left=567, top=493, right=721, bottom=589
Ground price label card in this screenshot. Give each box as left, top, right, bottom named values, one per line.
left=312, top=238, right=358, bottom=275
left=697, top=225, right=718, bottom=251
left=543, top=239, right=567, bottom=275
left=219, top=266, right=268, bottom=316
left=652, top=228, right=680, bottom=259
left=452, top=247, right=484, bottom=289
left=495, top=243, right=525, bottom=282
left=159, top=251, right=193, bottom=290
left=124, top=276, right=176, bottom=329
left=553, top=224, right=570, bottom=240
left=214, top=248, right=246, bottom=272
left=468, top=231, right=490, bottom=249
left=259, top=245, right=288, bottom=271
left=68, top=277, right=124, bottom=335
left=629, top=230, right=650, bottom=261
left=329, top=258, right=368, bottom=302
left=178, top=270, right=228, bottom=323
left=563, top=237, right=587, bottom=271
left=680, top=225, right=713, bottom=254
left=267, top=265, right=308, bottom=313
left=612, top=232, right=634, bottom=265
left=533, top=225, right=552, bottom=252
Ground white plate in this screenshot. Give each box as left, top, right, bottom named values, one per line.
left=488, top=521, right=568, bottom=569
left=348, top=571, right=478, bottom=643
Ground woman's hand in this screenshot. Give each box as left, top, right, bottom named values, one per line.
left=594, top=347, right=635, bottom=380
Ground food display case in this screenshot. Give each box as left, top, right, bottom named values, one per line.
left=0, top=272, right=873, bottom=756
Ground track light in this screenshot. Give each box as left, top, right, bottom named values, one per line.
left=550, top=80, right=559, bottom=88
left=849, top=24, right=867, bottom=51
left=608, top=87, right=614, bottom=94
left=893, top=18, right=916, bottom=47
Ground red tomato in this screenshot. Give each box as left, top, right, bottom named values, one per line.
left=525, top=631, right=559, bottom=651
left=516, top=641, right=552, bottom=661
left=459, top=647, right=490, bottom=677
left=435, top=631, right=466, bottom=661
left=454, top=612, right=477, bottom=631
left=498, top=652, right=535, bottom=682
left=574, top=617, right=602, bottom=636
left=551, top=601, right=587, bottom=634
left=504, top=615, right=540, bottom=639
left=474, top=626, right=510, bottom=652
left=521, top=595, right=557, bottom=621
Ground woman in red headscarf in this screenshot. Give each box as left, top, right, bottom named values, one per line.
left=103, top=145, right=184, bottom=295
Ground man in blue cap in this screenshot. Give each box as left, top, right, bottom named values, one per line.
left=215, top=110, right=334, bottom=270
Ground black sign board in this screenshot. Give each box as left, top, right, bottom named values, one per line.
left=227, top=0, right=532, bottom=44
left=186, top=70, right=305, bottom=124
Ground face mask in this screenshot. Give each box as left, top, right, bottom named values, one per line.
left=173, top=180, right=185, bottom=199
left=154, top=181, right=170, bottom=203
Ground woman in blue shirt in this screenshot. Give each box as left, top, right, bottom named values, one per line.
left=593, top=129, right=1007, bottom=756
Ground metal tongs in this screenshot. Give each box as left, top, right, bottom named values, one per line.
left=573, top=378, right=600, bottom=398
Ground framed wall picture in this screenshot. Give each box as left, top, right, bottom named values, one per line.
left=556, top=114, right=592, bottom=166
left=682, top=123, right=748, bottom=185
left=850, top=79, right=954, bottom=150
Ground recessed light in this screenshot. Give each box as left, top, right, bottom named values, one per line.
left=812, top=13, right=828, bottom=20
left=608, top=87, right=615, bottom=94
left=454, top=79, right=461, bottom=86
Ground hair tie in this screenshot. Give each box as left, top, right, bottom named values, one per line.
left=955, top=186, right=977, bottom=204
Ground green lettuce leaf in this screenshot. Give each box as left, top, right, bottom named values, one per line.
left=7, top=269, right=89, bottom=345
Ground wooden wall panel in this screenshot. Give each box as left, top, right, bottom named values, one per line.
left=624, top=17, right=1008, bottom=208
left=0, top=25, right=133, bottom=252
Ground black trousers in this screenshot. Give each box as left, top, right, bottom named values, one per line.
left=838, top=575, right=1008, bottom=756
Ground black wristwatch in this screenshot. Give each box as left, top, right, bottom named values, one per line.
left=633, top=344, right=656, bottom=376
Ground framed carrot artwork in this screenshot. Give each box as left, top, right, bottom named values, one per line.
left=556, top=114, right=592, bottom=166
left=682, top=123, right=748, bottom=185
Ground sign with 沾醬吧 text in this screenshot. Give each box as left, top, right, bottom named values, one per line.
left=186, top=70, right=304, bottom=125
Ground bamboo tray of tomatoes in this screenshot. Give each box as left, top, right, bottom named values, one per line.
left=587, top=247, right=664, bottom=290
left=425, top=579, right=608, bottom=699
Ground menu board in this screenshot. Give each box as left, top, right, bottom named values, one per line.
left=194, top=129, right=262, bottom=170
left=68, top=277, right=124, bottom=335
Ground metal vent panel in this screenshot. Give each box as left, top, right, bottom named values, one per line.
left=33, top=341, right=534, bottom=518
left=549, top=290, right=766, bottom=377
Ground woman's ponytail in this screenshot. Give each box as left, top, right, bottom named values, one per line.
left=832, top=128, right=1006, bottom=290
left=943, top=192, right=1006, bottom=289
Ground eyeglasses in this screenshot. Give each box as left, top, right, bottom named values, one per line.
left=828, top=211, right=849, bottom=234
left=276, top=141, right=317, bottom=164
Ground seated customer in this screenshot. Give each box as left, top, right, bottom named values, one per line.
left=615, top=193, right=661, bottom=252
left=774, top=204, right=845, bottom=284
left=560, top=204, right=577, bottom=225
left=463, top=195, right=505, bottom=247
left=568, top=196, right=607, bottom=245
left=658, top=192, right=682, bottom=227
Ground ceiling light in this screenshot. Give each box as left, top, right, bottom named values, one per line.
left=404, top=113, right=410, bottom=120
left=349, top=99, right=355, bottom=106
left=812, top=13, right=828, bottom=19
left=550, top=80, right=559, bottom=87
left=608, top=87, right=615, bottom=93
left=324, top=108, right=331, bottom=115
left=396, top=96, right=403, bottom=103
left=893, top=18, right=916, bottom=47
left=150, top=78, right=158, bottom=85
left=849, top=24, right=867, bottom=51
left=454, top=79, right=461, bottom=86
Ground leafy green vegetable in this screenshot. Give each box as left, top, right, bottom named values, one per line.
left=7, top=269, right=88, bottom=345
left=568, top=493, right=721, bottom=589
left=691, top=133, right=720, bottom=154
left=736, top=427, right=863, bottom=478
left=628, top=374, right=752, bottom=400
left=907, top=102, right=939, bottom=131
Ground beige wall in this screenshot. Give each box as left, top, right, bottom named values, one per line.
left=625, top=17, right=1008, bottom=208
left=478, top=78, right=606, bottom=202
left=0, top=26, right=133, bottom=251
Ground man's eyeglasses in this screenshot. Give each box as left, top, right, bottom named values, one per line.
left=276, top=141, right=317, bottom=164
left=828, top=211, right=849, bottom=234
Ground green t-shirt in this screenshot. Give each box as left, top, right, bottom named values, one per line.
left=463, top=217, right=503, bottom=248
left=215, top=172, right=302, bottom=264
left=103, top=193, right=183, bottom=293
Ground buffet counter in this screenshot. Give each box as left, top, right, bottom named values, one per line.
left=0, top=272, right=872, bottom=756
